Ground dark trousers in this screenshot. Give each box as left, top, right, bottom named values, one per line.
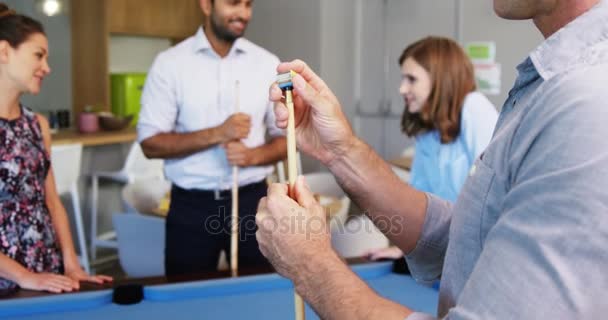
left=165, top=180, right=269, bottom=276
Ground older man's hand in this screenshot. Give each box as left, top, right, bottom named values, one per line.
left=256, top=176, right=332, bottom=281
left=269, top=60, right=356, bottom=166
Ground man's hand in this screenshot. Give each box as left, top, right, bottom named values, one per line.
left=257, top=177, right=415, bottom=320
left=256, top=176, right=332, bottom=280
left=220, top=113, right=251, bottom=142
left=224, top=141, right=258, bottom=166
left=269, top=60, right=356, bottom=166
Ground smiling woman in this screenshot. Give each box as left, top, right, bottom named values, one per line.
left=2, top=32, right=50, bottom=95
left=0, top=2, right=112, bottom=293
left=398, top=37, right=498, bottom=202
left=365, top=37, right=498, bottom=262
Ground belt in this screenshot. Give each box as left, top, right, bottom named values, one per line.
left=172, top=180, right=267, bottom=201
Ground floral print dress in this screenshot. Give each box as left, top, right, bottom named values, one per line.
left=0, top=107, right=63, bottom=290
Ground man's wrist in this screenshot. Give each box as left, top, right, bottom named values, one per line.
left=202, top=126, right=225, bottom=145
left=326, top=136, right=363, bottom=171
left=247, top=148, right=260, bottom=166
left=215, top=126, right=227, bottom=144
left=293, top=247, right=341, bottom=295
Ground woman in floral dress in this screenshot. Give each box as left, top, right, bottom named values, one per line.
left=0, top=3, right=111, bottom=293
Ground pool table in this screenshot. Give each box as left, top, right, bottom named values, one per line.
left=0, top=261, right=438, bottom=319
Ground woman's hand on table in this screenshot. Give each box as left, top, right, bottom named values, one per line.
left=363, top=246, right=404, bottom=261
left=64, top=254, right=113, bottom=286
left=64, top=264, right=113, bottom=286
left=17, top=271, right=79, bottom=293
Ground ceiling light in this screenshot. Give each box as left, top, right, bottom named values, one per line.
left=36, top=0, right=63, bottom=17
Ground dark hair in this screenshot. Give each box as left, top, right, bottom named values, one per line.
left=0, top=3, right=45, bottom=48
left=399, top=36, right=476, bottom=144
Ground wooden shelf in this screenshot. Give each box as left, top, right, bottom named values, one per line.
left=51, top=128, right=137, bottom=147
left=108, top=0, right=203, bottom=39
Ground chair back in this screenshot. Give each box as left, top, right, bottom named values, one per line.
left=51, top=143, right=89, bottom=272
left=51, top=144, right=83, bottom=194
left=113, top=213, right=165, bottom=277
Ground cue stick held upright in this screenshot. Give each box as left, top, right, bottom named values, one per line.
left=277, top=71, right=306, bottom=320
left=231, top=80, right=240, bottom=277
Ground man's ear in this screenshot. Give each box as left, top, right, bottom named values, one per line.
left=0, top=40, right=11, bottom=64
left=200, top=0, right=212, bottom=17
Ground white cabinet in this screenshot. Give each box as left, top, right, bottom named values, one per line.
left=356, top=0, right=457, bottom=159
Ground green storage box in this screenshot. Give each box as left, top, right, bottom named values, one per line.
left=111, top=73, right=147, bottom=127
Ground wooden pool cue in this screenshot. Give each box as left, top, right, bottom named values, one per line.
left=277, top=71, right=305, bottom=320
left=231, top=80, right=240, bottom=277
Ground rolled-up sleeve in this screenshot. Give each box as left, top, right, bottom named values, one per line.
left=405, top=193, right=452, bottom=284
left=138, top=52, right=178, bottom=143
left=264, top=57, right=284, bottom=138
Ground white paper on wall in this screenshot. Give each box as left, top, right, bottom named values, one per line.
left=473, top=63, right=501, bottom=95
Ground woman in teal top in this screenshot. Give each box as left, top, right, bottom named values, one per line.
left=367, top=36, right=497, bottom=260
left=409, top=91, right=497, bottom=202
left=400, top=36, right=497, bottom=202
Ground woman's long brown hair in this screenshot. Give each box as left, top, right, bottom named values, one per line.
left=400, top=37, right=476, bottom=143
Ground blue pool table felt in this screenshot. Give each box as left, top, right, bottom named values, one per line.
left=0, top=261, right=438, bottom=319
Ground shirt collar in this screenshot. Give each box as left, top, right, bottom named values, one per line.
left=529, top=0, right=608, bottom=80
left=192, top=26, right=249, bottom=56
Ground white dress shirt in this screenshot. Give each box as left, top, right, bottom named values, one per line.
left=138, top=27, right=283, bottom=190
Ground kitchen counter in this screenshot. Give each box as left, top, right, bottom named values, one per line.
left=51, top=128, right=137, bottom=146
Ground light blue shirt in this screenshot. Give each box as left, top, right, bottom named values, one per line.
left=138, top=27, right=282, bottom=190
left=409, top=92, right=497, bottom=202
left=406, top=1, right=608, bottom=319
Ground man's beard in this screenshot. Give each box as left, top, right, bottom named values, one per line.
left=210, top=14, right=246, bottom=43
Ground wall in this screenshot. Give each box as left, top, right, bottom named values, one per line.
left=356, top=0, right=461, bottom=160
left=246, top=0, right=321, bottom=71
left=461, top=0, right=542, bottom=108
left=246, top=0, right=324, bottom=172
left=246, top=0, right=358, bottom=173
left=109, top=35, right=172, bottom=73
